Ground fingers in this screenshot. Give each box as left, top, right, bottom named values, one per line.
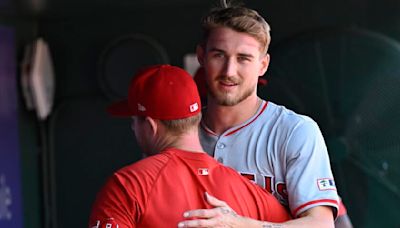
left=178, top=219, right=216, bottom=228
left=178, top=208, right=241, bottom=228
left=183, top=208, right=221, bottom=219
left=205, top=192, right=228, bottom=207
left=178, top=193, right=238, bottom=227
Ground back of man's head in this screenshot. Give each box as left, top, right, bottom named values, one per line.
left=107, top=64, right=202, bottom=135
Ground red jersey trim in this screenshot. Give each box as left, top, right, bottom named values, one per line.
left=293, top=199, right=339, bottom=217
left=338, top=198, right=348, bottom=216
left=200, top=101, right=269, bottom=137
left=225, top=101, right=268, bottom=136
left=200, top=121, right=217, bottom=136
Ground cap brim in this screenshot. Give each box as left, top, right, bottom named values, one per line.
left=106, top=99, right=134, bottom=117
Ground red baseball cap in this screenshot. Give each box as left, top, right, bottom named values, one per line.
left=107, top=64, right=201, bottom=120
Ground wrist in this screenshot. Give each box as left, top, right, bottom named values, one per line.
left=240, top=216, right=285, bottom=228
left=261, top=223, right=284, bottom=228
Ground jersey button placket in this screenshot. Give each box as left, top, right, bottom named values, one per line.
left=217, top=143, right=225, bottom=149
left=215, top=139, right=226, bottom=163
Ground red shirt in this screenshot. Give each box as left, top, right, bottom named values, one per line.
left=89, top=148, right=291, bottom=227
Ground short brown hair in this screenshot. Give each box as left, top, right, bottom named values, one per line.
left=201, top=6, right=271, bottom=54
left=160, top=113, right=202, bottom=135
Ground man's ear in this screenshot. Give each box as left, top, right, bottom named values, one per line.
left=145, top=116, right=158, bottom=137
left=196, top=45, right=205, bottom=66
left=259, top=53, right=270, bottom=76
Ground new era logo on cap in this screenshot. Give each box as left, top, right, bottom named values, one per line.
left=137, top=103, right=146, bottom=112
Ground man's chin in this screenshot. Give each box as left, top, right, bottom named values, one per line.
left=215, top=96, right=242, bottom=106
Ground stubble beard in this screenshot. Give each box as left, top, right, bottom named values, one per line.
left=208, top=80, right=256, bottom=106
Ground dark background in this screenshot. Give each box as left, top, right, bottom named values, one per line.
left=1, top=0, right=400, bottom=227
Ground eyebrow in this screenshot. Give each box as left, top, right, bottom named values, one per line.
left=208, top=48, right=255, bottom=59
left=238, top=53, right=255, bottom=59
left=208, top=47, right=225, bottom=53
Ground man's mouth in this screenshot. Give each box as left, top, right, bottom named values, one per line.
left=220, top=81, right=238, bottom=87
left=218, top=77, right=239, bottom=87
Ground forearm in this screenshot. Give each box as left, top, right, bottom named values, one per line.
left=235, top=216, right=331, bottom=228
left=234, top=216, right=284, bottom=228
left=265, top=215, right=333, bottom=228
left=178, top=194, right=334, bottom=228
left=235, top=206, right=334, bottom=228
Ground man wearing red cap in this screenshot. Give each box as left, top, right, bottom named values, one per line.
left=88, top=64, right=291, bottom=228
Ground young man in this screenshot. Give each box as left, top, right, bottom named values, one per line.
left=88, top=65, right=291, bottom=228
left=179, top=4, right=352, bottom=228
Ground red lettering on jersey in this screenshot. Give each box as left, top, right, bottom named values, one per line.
left=264, top=176, right=273, bottom=193
left=276, top=182, right=288, bottom=201
left=239, top=173, right=289, bottom=202
left=241, top=173, right=255, bottom=182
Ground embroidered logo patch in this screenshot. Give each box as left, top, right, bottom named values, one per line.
left=317, top=178, right=336, bottom=191
left=190, top=103, right=199, bottom=112
left=137, top=103, right=146, bottom=112
left=198, top=168, right=209, bottom=176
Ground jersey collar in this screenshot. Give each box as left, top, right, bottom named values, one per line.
left=201, top=100, right=269, bottom=137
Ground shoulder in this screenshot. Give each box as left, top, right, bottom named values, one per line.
left=265, top=102, right=325, bottom=153
left=89, top=151, right=176, bottom=227
left=93, top=151, right=174, bottom=211
left=117, top=150, right=174, bottom=182
left=267, top=102, right=312, bottom=122
left=265, top=101, right=319, bottom=133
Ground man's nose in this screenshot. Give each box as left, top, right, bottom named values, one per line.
left=223, top=58, right=237, bottom=77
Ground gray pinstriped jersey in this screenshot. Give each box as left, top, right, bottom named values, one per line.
left=199, top=100, right=339, bottom=217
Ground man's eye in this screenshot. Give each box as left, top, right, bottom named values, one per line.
left=213, top=53, right=224, bottom=58
left=238, top=56, right=250, bottom=62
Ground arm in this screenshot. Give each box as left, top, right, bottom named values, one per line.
left=178, top=193, right=334, bottom=228
left=278, top=206, right=334, bottom=228
left=334, top=198, right=353, bottom=228
left=335, top=214, right=353, bottom=228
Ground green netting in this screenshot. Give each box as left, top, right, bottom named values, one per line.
left=260, top=27, right=400, bottom=227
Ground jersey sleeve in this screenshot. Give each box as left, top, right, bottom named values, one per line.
left=284, top=118, right=339, bottom=218
left=88, top=174, right=140, bottom=228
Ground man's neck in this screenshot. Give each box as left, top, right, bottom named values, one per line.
left=170, top=130, right=205, bottom=153
left=204, top=95, right=262, bottom=135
